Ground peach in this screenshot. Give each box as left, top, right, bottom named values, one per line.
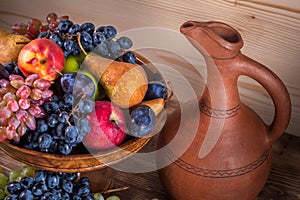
left=18, top=38, right=65, bottom=81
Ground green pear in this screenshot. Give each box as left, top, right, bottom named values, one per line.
left=77, top=69, right=106, bottom=100
left=82, top=53, right=148, bottom=108
left=63, top=53, right=86, bottom=73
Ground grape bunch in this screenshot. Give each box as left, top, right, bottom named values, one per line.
left=38, top=18, right=136, bottom=63
left=11, top=12, right=69, bottom=40
left=0, top=74, right=52, bottom=142
left=4, top=169, right=96, bottom=200
left=14, top=72, right=95, bottom=155
left=1, top=165, right=123, bottom=200
left=0, top=164, right=36, bottom=199
left=11, top=12, right=137, bottom=63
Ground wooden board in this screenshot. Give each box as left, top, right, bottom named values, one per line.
left=0, top=0, right=299, bottom=136
left=1, top=133, right=299, bottom=199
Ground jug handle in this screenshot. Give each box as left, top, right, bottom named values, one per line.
left=239, top=55, right=291, bottom=146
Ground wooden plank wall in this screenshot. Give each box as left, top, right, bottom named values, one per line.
left=0, top=0, right=299, bottom=136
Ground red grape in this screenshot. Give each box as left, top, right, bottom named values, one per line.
left=46, top=12, right=58, bottom=23
left=18, top=98, right=31, bottom=110
left=16, top=85, right=31, bottom=99
left=11, top=23, right=28, bottom=35
left=16, top=110, right=28, bottom=122
left=33, top=79, right=51, bottom=90
left=7, top=99, right=19, bottom=112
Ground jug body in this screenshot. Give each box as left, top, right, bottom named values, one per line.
left=157, top=20, right=291, bottom=200
left=157, top=101, right=272, bottom=200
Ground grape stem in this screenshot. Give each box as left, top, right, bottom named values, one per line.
left=101, top=186, right=130, bottom=194
left=70, top=83, right=95, bottom=115
left=77, top=32, right=88, bottom=56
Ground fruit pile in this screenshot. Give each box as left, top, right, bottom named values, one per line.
left=0, top=164, right=122, bottom=200
left=0, top=12, right=169, bottom=155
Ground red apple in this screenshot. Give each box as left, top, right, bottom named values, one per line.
left=82, top=101, right=127, bottom=150
left=18, top=38, right=65, bottom=81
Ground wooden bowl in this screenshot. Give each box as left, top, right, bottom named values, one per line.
left=0, top=53, right=166, bottom=173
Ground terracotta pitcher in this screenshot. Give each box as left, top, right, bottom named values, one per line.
left=157, top=21, right=291, bottom=200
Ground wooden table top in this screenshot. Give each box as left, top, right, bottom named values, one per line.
left=1, top=133, right=299, bottom=200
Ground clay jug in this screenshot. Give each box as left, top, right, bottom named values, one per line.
left=157, top=21, right=291, bottom=200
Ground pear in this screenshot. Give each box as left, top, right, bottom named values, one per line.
left=82, top=53, right=148, bottom=108
left=0, top=27, right=30, bottom=65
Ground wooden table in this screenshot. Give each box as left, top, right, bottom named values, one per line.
left=1, top=133, right=299, bottom=200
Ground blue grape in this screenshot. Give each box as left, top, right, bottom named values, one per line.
left=93, top=32, right=106, bottom=45
left=54, top=123, right=66, bottom=139
left=34, top=170, right=47, bottom=182
left=143, top=82, right=167, bottom=100
left=60, top=73, right=76, bottom=94
left=59, top=142, right=72, bottom=155
left=105, top=26, right=117, bottom=39
left=63, top=39, right=75, bottom=53
left=68, top=24, right=81, bottom=34
left=80, top=22, right=95, bottom=35
left=38, top=133, right=53, bottom=149
left=6, top=181, right=22, bottom=194
left=18, top=189, right=33, bottom=200
left=77, top=118, right=91, bottom=136
left=94, top=42, right=109, bottom=57
left=80, top=31, right=93, bottom=51
left=47, top=114, right=59, bottom=128
left=117, top=36, right=133, bottom=49
left=58, top=20, right=74, bottom=33
left=47, top=173, right=60, bottom=189
left=127, top=105, right=156, bottom=137
left=44, top=101, right=59, bottom=114
left=64, top=125, right=79, bottom=144
left=37, top=31, right=48, bottom=38
left=78, top=99, right=94, bottom=115
left=49, top=32, right=63, bottom=47
left=63, top=173, right=78, bottom=182
left=106, top=39, right=121, bottom=59
left=20, top=177, right=34, bottom=189
left=58, top=111, right=70, bottom=123
left=121, top=51, right=136, bottom=64
left=75, top=185, right=91, bottom=197
left=36, top=119, right=48, bottom=133
left=62, top=180, right=73, bottom=193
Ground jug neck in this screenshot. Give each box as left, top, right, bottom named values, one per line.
left=201, top=55, right=241, bottom=111
left=180, top=21, right=244, bottom=111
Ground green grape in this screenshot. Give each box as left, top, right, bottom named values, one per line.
left=15, top=175, right=25, bottom=182
left=4, top=185, right=9, bottom=195
left=0, top=165, right=2, bottom=173
left=9, top=170, right=21, bottom=182
left=21, top=163, right=29, bottom=169
left=21, top=165, right=35, bottom=177
left=0, top=189, right=5, bottom=199
left=94, top=193, right=105, bottom=200
left=106, top=196, right=121, bottom=200
left=0, top=173, right=7, bottom=190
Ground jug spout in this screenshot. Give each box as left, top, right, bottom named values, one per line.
left=180, top=20, right=244, bottom=59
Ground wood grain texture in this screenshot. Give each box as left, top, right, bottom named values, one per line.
left=1, top=133, right=299, bottom=199
left=0, top=0, right=299, bottom=136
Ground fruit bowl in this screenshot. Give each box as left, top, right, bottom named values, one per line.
left=0, top=53, right=166, bottom=173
